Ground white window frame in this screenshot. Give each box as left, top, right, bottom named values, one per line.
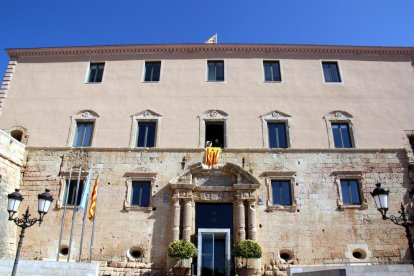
left=85, top=62, right=105, bottom=84
left=262, top=60, right=283, bottom=83
left=142, top=60, right=162, bottom=83
left=260, top=110, right=292, bottom=149
left=67, top=110, right=99, bottom=147
left=129, top=110, right=162, bottom=148
left=333, top=171, right=367, bottom=210
left=324, top=111, right=356, bottom=149
left=123, top=172, right=156, bottom=212
left=320, top=60, right=343, bottom=84
left=206, top=59, right=226, bottom=82
left=262, top=171, right=298, bottom=212
left=198, top=110, right=228, bottom=148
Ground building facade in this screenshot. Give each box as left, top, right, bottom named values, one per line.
left=0, top=44, right=414, bottom=275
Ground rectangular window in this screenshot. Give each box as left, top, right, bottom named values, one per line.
left=63, top=180, right=84, bottom=206
left=322, top=62, right=341, bottom=83
left=263, top=61, right=281, bottom=82
left=73, top=122, right=94, bottom=147
left=136, top=122, right=156, bottom=147
left=144, top=61, right=161, bottom=82
left=332, top=123, right=353, bottom=148
left=131, top=181, right=151, bottom=207
left=87, top=62, right=105, bottom=83
left=207, top=61, right=224, bottom=81
left=271, top=180, right=292, bottom=206
left=268, top=122, right=288, bottom=148
left=340, top=179, right=361, bottom=205
left=205, top=122, right=224, bottom=148
left=409, top=136, right=414, bottom=152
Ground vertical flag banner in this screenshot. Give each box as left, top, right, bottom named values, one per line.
left=78, top=169, right=93, bottom=213
left=88, top=177, right=99, bottom=221
left=204, top=147, right=221, bottom=166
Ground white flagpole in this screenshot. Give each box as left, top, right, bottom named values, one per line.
left=56, top=166, right=72, bottom=261
left=78, top=168, right=93, bottom=262
left=67, top=166, right=82, bottom=262
left=89, top=168, right=102, bottom=263
left=215, top=33, right=218, bottom=44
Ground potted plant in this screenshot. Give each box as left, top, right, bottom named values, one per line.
left=167, top=239, right=198, bottom=276
left=234, top=239, right=262, bottom=276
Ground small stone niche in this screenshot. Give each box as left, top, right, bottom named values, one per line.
left=127, top=246, right=144, bottom=261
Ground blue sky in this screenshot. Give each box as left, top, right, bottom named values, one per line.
left=0, top=0, right=413, bottom=76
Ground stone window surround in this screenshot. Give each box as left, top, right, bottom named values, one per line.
left=324, top=111, right=356, bottom=149
left=142, top=60, right=162, bottom=83
left=198, top=110, right=228, bottom=148
left=260, top=110, right=292, bottom=149
left=262, top=171, right=298, bottom=212
left=333, top=171, right=368, bottom=210
left=4, top=126, right=29, bottom=145
left=67, top=110, right=100, bottom=147
left=56, top=171, right=90, bottom=209
left=129, top=110, right=162, bottom=148
left=123, top=172, right=157, bottom=212
left=320, top=60, right=343, bottom=84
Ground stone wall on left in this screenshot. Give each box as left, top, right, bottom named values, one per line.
left=0, top=129, right=26, bottom=258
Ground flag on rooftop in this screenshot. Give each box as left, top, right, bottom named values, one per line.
left=205, top=34, right=218, bottom=44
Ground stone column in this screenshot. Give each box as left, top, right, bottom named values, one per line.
left=235, top=199, right=246, bottom=241
left=171, top=198, right=181, bottom=241
left=247, top=201, right=257, bottom=240
left=182, top=199, right=192, bottom=241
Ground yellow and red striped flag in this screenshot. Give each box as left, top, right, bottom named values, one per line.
left=88, top=177, right=99, bottom=221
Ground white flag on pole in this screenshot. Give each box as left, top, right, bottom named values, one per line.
left=78, top=169, right=93, bottom=213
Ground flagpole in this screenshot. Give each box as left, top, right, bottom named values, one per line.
left=56, top=166, right=72, bottom=262
left=216, top=33, right=218, bottom=44
left=89, top=170, right=101, bottom=263
left=78, top=168, right=93, bottom=262
left=67, top=166, right=82, bottom=262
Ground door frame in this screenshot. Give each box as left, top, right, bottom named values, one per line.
left=197, top=228, right=231, bottom=276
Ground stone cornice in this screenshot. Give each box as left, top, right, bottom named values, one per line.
left=6, top=43, right=414, bottom=58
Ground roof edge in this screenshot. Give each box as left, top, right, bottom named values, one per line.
left=6, top=43, right=414, bottom=57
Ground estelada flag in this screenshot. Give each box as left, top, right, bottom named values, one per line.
left=205, top=34, right=217, bottom=44
left=204, top=147, right=221, bottom=166
left=88, top=177, right=99, bottom=221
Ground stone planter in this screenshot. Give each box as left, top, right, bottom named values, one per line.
left=172, top=267, right=191, bottom=276
left=236, top=267, right=255, bottom=276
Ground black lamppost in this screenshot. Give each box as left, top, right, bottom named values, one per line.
left=7, top=189, right=54, bottom=276
left=370, top=183, right=414, bottom=267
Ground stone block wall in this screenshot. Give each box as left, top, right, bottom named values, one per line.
left=0, top=130, right=25, bottom=259
left=13, top=147, right=412, bottom=275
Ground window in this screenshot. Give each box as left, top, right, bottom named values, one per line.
left=267, top=122, right=288, bottom=149
left=322, top=61, right=341, bottom=83
left=63, top=179, right=84, bottom=206
left=340, top=179, right=361, bottom=205
left=409, top=136, right=414, bottom=152
left=263, top=61, right=281, bottom=82
left=332, top=123, right=353, bottom=148
left=271, top=180, right=292, bottom=206
left=73, top=122, right=94, bottom=147
left=144, top=61, right=161, bottom=82
left=207, top=60, right=224, bottom=81
left=87, top=63, right=105, bottom=83
left=137, top=121, right=156, bottom=148
left=205, top=122, right=225, bottom=148
left=131, top=181, right=151, bottom=207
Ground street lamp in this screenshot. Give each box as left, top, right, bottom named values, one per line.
left=370, top=183, right=414, bottom=267
left=7, top=189, right=54, bottom=276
